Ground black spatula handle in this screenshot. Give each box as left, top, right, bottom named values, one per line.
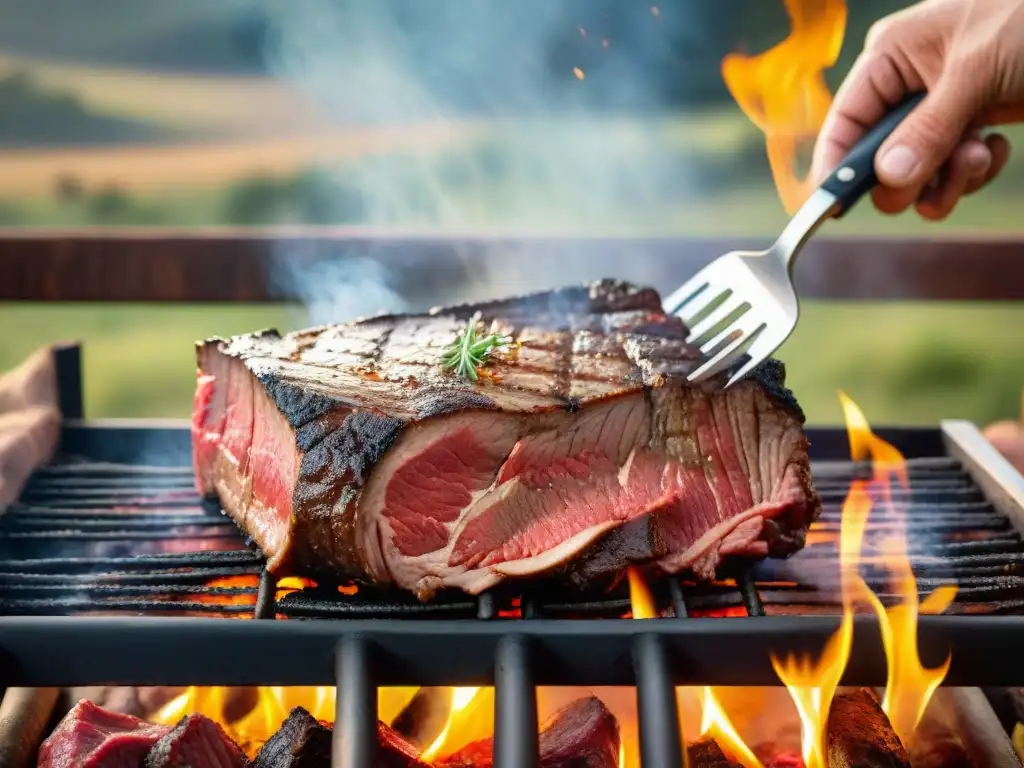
left=820, top=91, right=926, bottom=216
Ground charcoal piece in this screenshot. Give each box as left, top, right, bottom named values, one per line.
left=826, top=689, right=910, bottom=768
left=437, top=695, right=620, bottom=768
left=686, top=737, right=742, bottom=767
left=144, top=713, right=248, bottom=768
left=906, top=716, right=972, bottom=768
left=253, top=706, right=331, bottom=768
left=193, top=280, right=818, bottom=602
left=253, top=706, right=430, bottom=768
left=37, top=699, right=171, bottom=768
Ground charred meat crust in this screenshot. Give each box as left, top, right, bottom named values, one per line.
left=196, top=279, right=815, bottom=591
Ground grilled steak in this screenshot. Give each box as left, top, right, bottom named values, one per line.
left=144, top=714, right=248, bottom=768
left=253, top=706, right=429, bottom=768
left=37, top=699, right=171, bottom=768
left=192, top=280, right=819, bottom=598
left=437, top=695, right=620, bottom=768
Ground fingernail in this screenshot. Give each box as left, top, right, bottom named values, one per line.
left=878, top=145, right=920, bottom=183
left=965, top=144, right=992, bottom=175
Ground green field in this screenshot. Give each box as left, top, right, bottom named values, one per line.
left=0, top=299, right=1020, bottom=428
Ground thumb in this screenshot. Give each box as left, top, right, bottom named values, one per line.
left=875, top=74, right=981, bottom=188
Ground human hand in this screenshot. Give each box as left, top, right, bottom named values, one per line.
left=812, top=0, right=1024, bottom=220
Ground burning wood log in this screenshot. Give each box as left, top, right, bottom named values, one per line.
left=906, top=715, right=971, bottom=768
left=436, top=695, right=620, bottom=768
left=916, top=688, right=1022, bottom=768
left=686, top=737, right=742, bottom=767
left=0, top=346, right=60, bottom=510
left=253, top=706, right=429, bottom=768
left=391, top=686, right=454, bottom=753
left=825, top=689, right=910, bottom=768
left=0, top=687, right=60, bottom=768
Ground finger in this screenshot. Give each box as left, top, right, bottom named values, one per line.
left=875, top=69, right=987, bottom=189
left=965, top=137, right=1009, bottom=196
left=871, top=174, right=930, bottom=216
left=811, top=49, right=919, bottom=184
left=915, top=139, right=990, bottom=220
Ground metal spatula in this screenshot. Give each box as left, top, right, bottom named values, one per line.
left=665, top=92, right=925, bottom=388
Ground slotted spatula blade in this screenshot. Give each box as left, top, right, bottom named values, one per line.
left=668, top=91, right=926, bottom=388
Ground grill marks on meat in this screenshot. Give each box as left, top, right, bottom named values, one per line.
left=192, top=280, right=819, bottom=598
left=37, top=699, right=171, bottom=768
left=143, top=714, right=248, bottom=768
left=437, top=695, right=620, bottom=768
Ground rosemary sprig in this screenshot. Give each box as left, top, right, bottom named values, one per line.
left=440, top=314, right=513, bottom=381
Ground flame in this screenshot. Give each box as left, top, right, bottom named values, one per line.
left=838, top=391, right=956, bottom=745
left=698, top=687, right=764, bottom=768
left=627, top=567, right=761, bottom=766
left=420, top=687, right=483, bottom=761
left=770, top=480, right=867, bottom=768
left=721, top=0, right=847, bottom=213
left=771, top=392, right=956, bottom=763
left=152, top=685, right=337, bottom=755
left=627, top=566, right=658, bottom=619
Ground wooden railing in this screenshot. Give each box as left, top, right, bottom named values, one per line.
left=0, top=229, right=1022, bottom=302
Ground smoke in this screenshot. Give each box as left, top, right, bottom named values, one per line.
left=250, top=0, right=757, bottom=321
left=270, top=246, right=408, bottom=325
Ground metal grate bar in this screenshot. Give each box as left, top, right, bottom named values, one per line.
left=334, top=635, right=377, bottom=768
left=29, top=464, right=194, bottom=476
left=0, top=566, right=260, bottom=585
left=0, top=597, right=255, bottom=614
left=633, top=633, right=685, bottom=768
left=255, top=569, right=277, bottom=620
left=0, top=550, right=262, bottom=573
left=669, top=579, right=688, bottom=618
left=494, top=634, right=539, bottom=768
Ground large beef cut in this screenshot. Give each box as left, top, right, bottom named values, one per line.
left=144, top=714, right=249, bottom=768
left=37, top=699, right=171, bottom=768
left=437, top=695, right=620, bottom=768
left=192, top=280, right=819, bottom=598
left=253, top=706, right=430, bottom=768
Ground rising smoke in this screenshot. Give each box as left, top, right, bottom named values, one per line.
left=255, top=0, right=755, bottom=321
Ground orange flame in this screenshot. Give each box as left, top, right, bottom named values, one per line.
left=420, top=687, right=484, bottom=761
left=771, top=392, right=957, bottom=764
left=838, top=392, right=956, bottom=746
left=698, top=687, right=764, bottom=768
left=770, top=480, right=867, bottom=768
left=627, top=566, right=658, bottom=619
left=721, top=0, right=847, bottom=213
left=627, top=567, right=761, bottom=766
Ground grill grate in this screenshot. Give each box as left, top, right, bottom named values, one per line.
left=2, top=452, right=1021, bottom=620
